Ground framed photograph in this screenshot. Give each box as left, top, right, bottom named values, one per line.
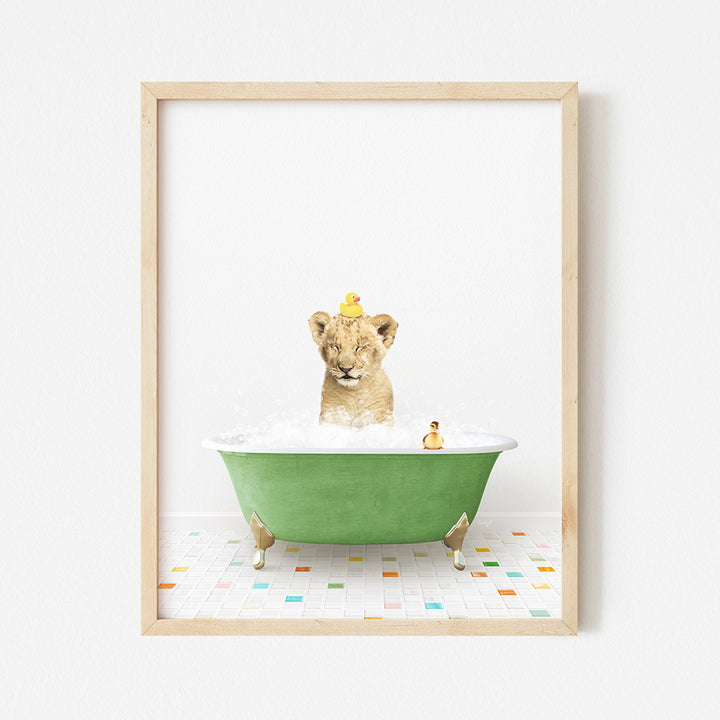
left=141, top=82, right=578, bottom=636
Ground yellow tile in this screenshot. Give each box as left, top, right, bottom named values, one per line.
left=533, top=582, right=551, bottom=589
left=364, top=616, right=383, bottom=620
left=475, top=548, right=491, bottom=553
left=285, top=548, right=300, bottom=552
left=172, top=566, right=189, bottom=572
left=349, top=557, right=364, bottom=561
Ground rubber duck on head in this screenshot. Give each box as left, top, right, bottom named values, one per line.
left=339, top=292, right=363, bottom=318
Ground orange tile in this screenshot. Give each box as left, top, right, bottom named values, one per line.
left=471, top=571, right=488, bottom=578
left=382, top=571, right=399, bottom=577
left=512, top=532, right=526, bottom=536
left=364, top=616, right=383, bottom=620
left=158, top=583, right=176, bottom=589
left=498, top=589, right=517, bottom=596
left=295, top=567, right=311, bottom=572
left=538, top=566, right=555, bottom=572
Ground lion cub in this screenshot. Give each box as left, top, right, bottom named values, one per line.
left=308, top=311, right=398, bottom=427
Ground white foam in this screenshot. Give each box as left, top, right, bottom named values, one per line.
left=204, top=411, right=518, bottom=454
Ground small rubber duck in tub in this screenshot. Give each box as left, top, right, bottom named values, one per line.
left=422, top=421, right=444, bottom=450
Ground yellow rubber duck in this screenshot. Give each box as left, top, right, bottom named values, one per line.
left=423, top=421, right=444, bottom=450
left=340, top=292, right=363, bottom=318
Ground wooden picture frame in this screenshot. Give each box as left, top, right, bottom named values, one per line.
left=141, top=82, right=578, bottom=636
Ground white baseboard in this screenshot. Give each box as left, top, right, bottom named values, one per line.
left=159, top=511, right=560, bottom=532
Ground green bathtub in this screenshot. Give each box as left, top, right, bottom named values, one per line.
left=203, top=435, right=517, bottom=570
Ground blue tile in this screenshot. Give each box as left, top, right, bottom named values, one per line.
left=285, top=595, right=303, bottom=603
left=425, top=602, right=444, bottom=610
left=189, top=532, right=202, bottom=536
left=506, top=571, right=524, bottom=577
left=252, top=582, right=269, bottom=589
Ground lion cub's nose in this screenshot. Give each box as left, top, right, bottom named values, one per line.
left=339, top=366, right=353, bottom=374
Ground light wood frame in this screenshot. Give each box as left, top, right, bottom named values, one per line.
left=141, top=82, right=578, bottom=636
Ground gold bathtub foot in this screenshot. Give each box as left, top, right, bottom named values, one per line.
left=443, top=512, right=470, bottom=571
left=250, top=512, right=275, bottom=570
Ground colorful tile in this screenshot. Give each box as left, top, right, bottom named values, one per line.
left=158, top=523, right=561, bottom=620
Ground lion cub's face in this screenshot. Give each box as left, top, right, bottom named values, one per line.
left=308, top=312, right=398, bottom=387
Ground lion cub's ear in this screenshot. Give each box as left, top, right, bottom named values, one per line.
left=371, top=314, right=398, bottom=349
left=308, top=311, right=332, bottom=345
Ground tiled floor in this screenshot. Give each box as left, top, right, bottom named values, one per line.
left=158, top=520, right=561, bottom=620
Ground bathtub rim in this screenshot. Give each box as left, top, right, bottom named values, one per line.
left=201, top=433, right=518, bottom=454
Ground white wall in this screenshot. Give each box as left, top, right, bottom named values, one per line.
left=159, top=99, right=561, bottom=514
left=2, top=1, right=719, bottom=719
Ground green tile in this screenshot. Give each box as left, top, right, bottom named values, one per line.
left=483, top=561, right=500, bottom=567
left=229, top=561, right=244, bottom=567
left=530, top=609, right=551, bottom=617
left=414, top=552, right=429, bottom=557
left=328, top=583, right=344, bottom=589
left=226, top=540, right=240, bottom=544
left=382, top=557, right=397, bottom=562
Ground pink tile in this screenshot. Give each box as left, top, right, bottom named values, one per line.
left=384, top=602, right=402, bottom=609
left=215, top=583, right=232, bottom=589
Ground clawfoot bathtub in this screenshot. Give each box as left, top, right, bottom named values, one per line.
left=202, top=435, right=517, bottom=571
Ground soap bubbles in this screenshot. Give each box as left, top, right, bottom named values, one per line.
left=214, top=409, right=492, bottom=450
